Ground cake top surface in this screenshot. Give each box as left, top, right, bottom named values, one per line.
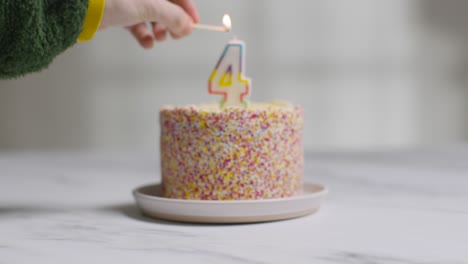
left=161, top=101, right=300, bottom=113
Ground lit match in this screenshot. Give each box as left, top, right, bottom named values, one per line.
left=193, top=14, right=232, bottom=32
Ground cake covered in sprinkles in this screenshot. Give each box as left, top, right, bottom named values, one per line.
left=160, top=101, right=304, bottom=200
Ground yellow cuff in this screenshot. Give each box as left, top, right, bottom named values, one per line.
left=77, top=0, right=106, bottom=42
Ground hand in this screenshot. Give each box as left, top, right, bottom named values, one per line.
left=99, top=0, right=200, bottom=49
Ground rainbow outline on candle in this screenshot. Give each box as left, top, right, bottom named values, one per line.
left=208, top=42, right=250, bottom=108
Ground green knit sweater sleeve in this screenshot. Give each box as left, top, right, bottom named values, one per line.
left=0, top=0, right=89, bottom=79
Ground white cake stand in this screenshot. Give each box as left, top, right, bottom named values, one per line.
left=133, top=182, right=328, bottom=224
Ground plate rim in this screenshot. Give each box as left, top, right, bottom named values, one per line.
left=133, top=181, right=328, bottom=204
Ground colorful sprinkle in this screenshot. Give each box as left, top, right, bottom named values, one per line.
left=160, top=102, right=304, bottom=200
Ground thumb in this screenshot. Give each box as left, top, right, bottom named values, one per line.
left=146, top=0, right=193, bottom=37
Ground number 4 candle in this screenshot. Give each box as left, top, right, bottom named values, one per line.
left=207, top=15, right=251, bottom=108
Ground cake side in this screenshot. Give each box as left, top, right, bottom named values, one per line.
left=160, top=102, right=304, bottom=200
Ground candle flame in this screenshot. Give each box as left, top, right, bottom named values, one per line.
left=223, top=14, right=231, bottom=31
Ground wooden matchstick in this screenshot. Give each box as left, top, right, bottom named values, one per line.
left=193, top=24, right=229, bottom=32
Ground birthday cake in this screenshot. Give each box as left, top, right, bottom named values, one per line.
left=160, top=101, right=304, bottom=200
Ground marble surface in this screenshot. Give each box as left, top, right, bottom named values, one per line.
left=0, top=146, right=467, bottom=264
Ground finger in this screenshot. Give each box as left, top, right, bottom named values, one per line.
left=128, top=23, right=154, bottom=49
left=170, top=0, right=200, bottom=23
left=147, top=0, right=193, bottom=37
left=152, top=22, right=167, bottom=42
left=169, top=31, right=182, bottom=40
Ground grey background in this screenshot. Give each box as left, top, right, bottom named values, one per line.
left=1, top=0, right=468, bottom=151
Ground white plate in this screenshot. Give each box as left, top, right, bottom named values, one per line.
left=133, top=182, right=328, bottom=224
